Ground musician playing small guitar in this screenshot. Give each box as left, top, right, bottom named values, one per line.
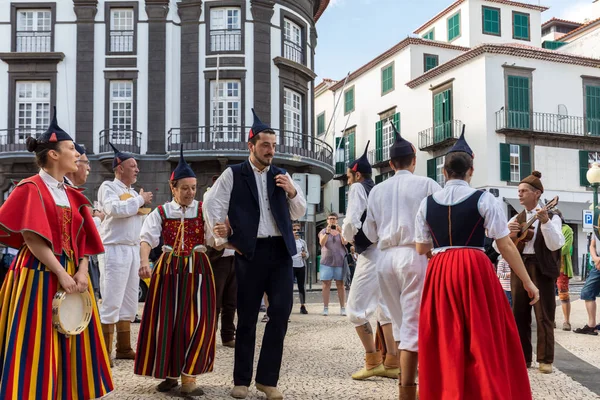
left=509, top=196, right=559, bottom=254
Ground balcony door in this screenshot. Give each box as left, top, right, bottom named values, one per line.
left=210, top=80, right=241, bottom=142
left=15, top=81, right=50, bottom=144
left=433, top=88, right=452, bottom=143
left=109, top=81, right=133, bottom=142
left=507, top=75, right=530, bottom=129
left=284, top=88, right=303, bottom=148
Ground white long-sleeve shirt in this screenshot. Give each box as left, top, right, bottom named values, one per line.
left=292, top=238, right=308, bottom=268
left=364, top=170, right=441, bottom=250
left=506, top=210, right=565, bottom=254
left=342, top=182, right=368, bottom=243
left=203, top=159, right=307, bottom=246
left=98, top=178, right=145, bottom=246
left=415, top=180, right=511, bottom=249
left=39, top=169, right=69, bottom=207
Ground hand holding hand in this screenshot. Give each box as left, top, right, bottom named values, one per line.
left=213, top=223, right=229, bottom=238
left=73, top=270, right=89, bottom=293
left=140, top=189, right=153, bottom=205
left=275, top=174, right=297, bottom=198
left=139, top=263, right=152, bottom=279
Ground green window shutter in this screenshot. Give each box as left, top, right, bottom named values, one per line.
left=344, top=87, right=354, bottom=114
left=375, top=174, right=383, bottom=184
left=317, top=113, right=325, bottom=135
left=348, top=132, right=356, bottom=162
left=483, top=7, right=500, bottom=35
left=427, top=158, right=436, bottom=181
left=423, top=29, right=434, bottom=40
left=338, top=186, right=346, bottom=214
left=393, top=112, right=400, bottom=133
left=507, top=76, right=530, bottom=129
left=513, top=12, right=530, bottom=40
left=448, top=13, right=460, bottom=41
left=433, top=89, right=452, bottom=143
left=586, top=85, right=600, bottom=136
left=382, top=65, right=393, bottom=94
left=375, top=120, right=383, bottom=163
left=580, top=151, right=590, bottom=187
left=542, top=40, right=567, bottom=50
left=519, top=144, right=531, bottom=180
left=335, top=137, right=345, bottom=174
left=424, top=55, right=439, bottom=72
left=499, top=143, right=511, bottom=181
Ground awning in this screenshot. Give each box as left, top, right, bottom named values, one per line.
left=503, top=198, right=591, bottom=224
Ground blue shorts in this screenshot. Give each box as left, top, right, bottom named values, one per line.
left=320, top=264, right=343, bottom=281
left=581, top=268, right=600, bottom=301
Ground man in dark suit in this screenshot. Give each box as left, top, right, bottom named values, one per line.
left=204, top=109, right=306, bottom=399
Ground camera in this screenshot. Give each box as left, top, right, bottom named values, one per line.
left=330, top=224, right=337, bottom=230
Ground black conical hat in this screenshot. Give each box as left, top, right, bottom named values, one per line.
left=447, top=125, right=474, bottom=158
left=389, top=121, right=415, bottom=158
left=109, top=142, right=135, bottom=169
left=38, top=106, right=73, bottom=144
left=171, top=146, right=196, bottom=181
left=349, top=141, right=372, bottom=175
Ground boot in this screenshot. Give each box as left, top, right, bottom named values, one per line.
left=115, top=320, right=136, bottom=359
left=181, top=375, right=204, bottom=396
left=399, top=384, right=418, bottom=400
left=383, top=352, right=400, bottom=378
left=351, top=350, right=385, bottom=380
left=101, top=323, right=115, bottom=368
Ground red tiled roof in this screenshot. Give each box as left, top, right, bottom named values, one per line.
left=541, top=17, right=582, bottom=28
left=406, top=43, right=600, bottom=88
left=414, top=0, right=549, bottom=34
left=557, top=16, right=600, bottom=41
left=329, top=37, right=469, bottom=91
left=314, top=0, right=330, bottom=22
left=315, top=78, right=337, bottom=91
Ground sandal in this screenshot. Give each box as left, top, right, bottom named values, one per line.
left=157, top=378, right=178, bottom=392
left=573, top=325, right=599, bottom=335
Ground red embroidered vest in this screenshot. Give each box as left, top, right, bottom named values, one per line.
left=157, top=203, right=204, bottom=257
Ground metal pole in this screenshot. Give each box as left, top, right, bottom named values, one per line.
left=323, top=72, right=350, bottom=142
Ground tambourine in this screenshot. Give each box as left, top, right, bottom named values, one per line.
left=52, top=290, right=93, bottom=336
left=119, top=192, right=151, bottom=215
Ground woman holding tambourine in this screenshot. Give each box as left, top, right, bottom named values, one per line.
left=134, top=147, right=216, bottom=396
left=0, top=107, right=113, bottom=399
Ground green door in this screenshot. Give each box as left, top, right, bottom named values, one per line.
left=433, top=89, right=452, bottom=143
left=586, top=85, right=600, bottom=136
left=507, top=76, right=530, bottom=130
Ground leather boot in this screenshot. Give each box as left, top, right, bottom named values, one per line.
left=115, top=320, right=136, bottom=359
left=351, top=350, right=385, bottom=380
left=383, top=352, right=400, bottom=378
left=399, top=384, right=418, bottom=400
left=101, top=323, right=115, bottom=367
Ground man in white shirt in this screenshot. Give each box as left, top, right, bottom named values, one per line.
left=363, top=123, right=441, bottom=396
left=204, top=109, right=306, bottom=400
left=342, top=142, right=397, bottom=381
left=98, top=143, right=153, bottom=367
left=508, top=171, right=564, bottom=374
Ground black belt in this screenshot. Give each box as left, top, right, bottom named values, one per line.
left=522, top=254, right=538, bottom=263
left=256, top=236, right=284, bottom=245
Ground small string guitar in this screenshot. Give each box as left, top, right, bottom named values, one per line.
left=512, top=196, right=559, bottom=253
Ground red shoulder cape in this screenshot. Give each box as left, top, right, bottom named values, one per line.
left=0, top=174, right=104, bottom=260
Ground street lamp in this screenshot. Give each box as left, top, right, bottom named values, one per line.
left=587, top=162, right=600, bottom=212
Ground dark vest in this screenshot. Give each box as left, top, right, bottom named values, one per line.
left=425, top=190, right=486, bottom=248
left=516, top=210, right=561, bottom=279
left=227, top=160, right=296, bottom=260
left=354, top=179, right=375, bottom=254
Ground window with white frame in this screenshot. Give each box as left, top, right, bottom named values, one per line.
left=435, top=156, right=446, bottom=187
left=110, top=9, right=134, bottom=53
left=382, top=117, right=394, bottom=162
left=283, top=19, right=303, bottom=64
left=16, top=9, right=51, bottom=52
left=510, top=144, right=520, bottom=182
left=211, top=80, right=241, bottom=142
left=284, top=88, right=302, bottom=147
left=110, top=81, right=133, bottom=140
left=15, top=81, right=50, bottom=143
left=210, top=8, right=241, bottom=52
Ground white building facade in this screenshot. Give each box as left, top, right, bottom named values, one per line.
left=315, top=0, right=600, bottom=272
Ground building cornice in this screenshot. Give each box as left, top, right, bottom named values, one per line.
left=557, top=17, right=600, bottom=42
left=273, top=56, right=317, bottom=81
left=0, top=52, right=65, bottom=64
left=314, top=0, right=330, bottom=22
left=406, top=43, right=600, bottom=89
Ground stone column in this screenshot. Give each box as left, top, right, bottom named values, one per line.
left=73, top=0, right=98, bottom=153
left=177, top=1, right=202, bottom=135
left=145, top=0, right=169, bottom=154
left=251, top=0, right=275, bottom=125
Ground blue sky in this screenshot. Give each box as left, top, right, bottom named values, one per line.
left=314, top=0, right=600, bottom=81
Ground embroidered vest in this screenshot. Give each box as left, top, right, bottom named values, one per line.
left=157, top=204, right=205, bottom=257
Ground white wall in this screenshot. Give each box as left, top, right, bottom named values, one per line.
left=408, top=44, right=466, bottom=80
left=418, top=2, right=470, bottom=47
left=0, top=2, right=11, bottom=131
left=561, top=26, right=600, bottom=59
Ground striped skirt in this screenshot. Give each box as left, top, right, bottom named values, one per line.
left=0, top=247, right=114, bottom=400
left=134, top=251, right=216, bottom=379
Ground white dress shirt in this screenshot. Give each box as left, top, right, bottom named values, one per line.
left=364, top=170, right=441, bottom=250
left=140, top=200, right=210, bottom=252
left=39, top=169, right=70, bottom=207
left=342, top=182, right=368, bottom=243
left=203, top=159, right=307, bottom=246
left=415, top=180, right=511, bottom=248
left=506, top=209, right=565, bottom=254
left=98, top=178, right=145, bottom=246
left=292, top=238, right=308, bottom=268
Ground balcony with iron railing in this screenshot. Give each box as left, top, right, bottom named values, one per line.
left=167, top=125, right=334, bottom=179
left=283, top=39, right=304, bottom=64
left=418, top=119, right=463, bottom=151
left=98, top=129, right=142, bottom=154
left=210, top=29, right=242, bottom=52
left=495, top=109, right=600, bottom=140
left=109, top=30, right=134, bottom=53
left=0, top=128, right=45, bottom=157
left=16, top=31, right=51, bottom=52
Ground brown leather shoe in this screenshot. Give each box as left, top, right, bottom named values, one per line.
left=256, top=383, right=283, bottom=399
left=223, top=340, right=236, bottom=348
left=157, top=378, right=178, bottom=392
left=230, top=385, right=249, bottom=399
left=399, top=384, right=418, bottom=400
left=115, top=320, right=136, bottom=359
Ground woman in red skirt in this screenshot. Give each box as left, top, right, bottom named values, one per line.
left=414, top=131, right=539, bottom=400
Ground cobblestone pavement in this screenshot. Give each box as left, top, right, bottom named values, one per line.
left=104, top=300, right=600, bottom=399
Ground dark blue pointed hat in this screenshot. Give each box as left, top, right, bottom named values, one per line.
left=109, top=142, right=135, bottom=169
left=74, top=142, right=86, bottom=156
left=248, top=108, right=272, bottom=141
left=349, top=141, right=372, bottom=175
left=447, top=125, right=474, bottom=158
left=38, top=106, right=73, bottom=144
left=171, top=146, right=196, bottom=181
left=389, top=121, right=415, bottom=158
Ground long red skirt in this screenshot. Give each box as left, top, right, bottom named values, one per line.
left=419, top=249, right=531, bottom=400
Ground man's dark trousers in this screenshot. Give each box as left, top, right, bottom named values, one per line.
left=233, top=237, right=293, bottom=387
left=511, top=256, right=556, bottom=364
left=213, top=254, right=237, bottom=343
